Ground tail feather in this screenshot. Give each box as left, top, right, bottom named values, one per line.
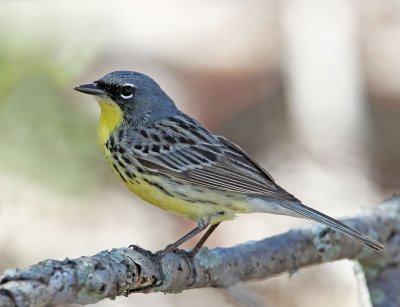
left=280, top=201, right=384, bottom=252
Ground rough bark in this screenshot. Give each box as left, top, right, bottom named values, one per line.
left=0, top=196, right=399, bottom=307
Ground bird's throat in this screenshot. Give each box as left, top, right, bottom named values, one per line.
left=97, top=99, right=124, bottom=147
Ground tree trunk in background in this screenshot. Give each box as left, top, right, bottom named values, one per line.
left=280, top=0, right=380, bottom=209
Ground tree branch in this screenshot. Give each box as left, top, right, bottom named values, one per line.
left=1, top=196, right=399, bottom=307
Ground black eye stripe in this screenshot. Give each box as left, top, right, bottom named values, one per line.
left=94, top=80, right=106, bottom=90
left=95, top=81, right=136, bottom=99
left=102, top=84, right=120, bottom=97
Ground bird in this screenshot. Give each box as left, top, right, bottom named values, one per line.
left=74, top=70, right=384, bottom=253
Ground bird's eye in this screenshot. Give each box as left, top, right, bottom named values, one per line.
left=120, top=83, right=135, bottom=99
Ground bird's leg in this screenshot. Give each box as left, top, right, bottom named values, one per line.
left=192, top=223, right=220, bottom=254
left=163, top=219, right=209, bottom=253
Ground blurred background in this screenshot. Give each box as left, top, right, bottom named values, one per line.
left=0, top=0, right=399, bottom=306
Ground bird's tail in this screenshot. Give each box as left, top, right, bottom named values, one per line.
left=278, top=201, right=384, bottom=252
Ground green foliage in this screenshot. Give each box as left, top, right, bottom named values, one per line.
left=0, top=44, right=109, bottom=194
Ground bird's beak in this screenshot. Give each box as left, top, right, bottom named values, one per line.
left=74, top=83, right=105, bottom=96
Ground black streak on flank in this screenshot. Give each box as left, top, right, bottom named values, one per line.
left=184, top=198, right=219, bottom=205
left=112, top=163, right=127, bottom=183
left=118, top=129, right=124, bottom=141
left=116, top=157, right=125, bottom=169
left=143, top=178, right=173, bottom=197
left=126, top=171, right=137, bottom=179
left=121, top=155, right=132, bottom=165
left=171, top=179, right=184, bottom=185
left=140, top=130, right=148, bottom=138
left=109, top=136, right=116, bottom=150
left=118, top=146, right=126, bottom=154
left=174, top=194, right=220, bottom=205
left=175, top=191, right=188, bottom=198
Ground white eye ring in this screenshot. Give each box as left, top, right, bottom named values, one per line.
left=120, top=83, right=135, bottom=99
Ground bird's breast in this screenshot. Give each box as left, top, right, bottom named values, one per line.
left=97, top=99, right=124, bottom=147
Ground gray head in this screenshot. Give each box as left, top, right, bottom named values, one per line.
left=74, top=71, right=179, bottom=123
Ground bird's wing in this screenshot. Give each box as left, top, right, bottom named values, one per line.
left=132, top=116, right=385, bottom=251
left=133, top=115, right=297, bottom=200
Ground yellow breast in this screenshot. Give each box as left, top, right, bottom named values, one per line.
left=97, top=98, right=124, bottom=147
left=96, top=98, right=249, bottom=224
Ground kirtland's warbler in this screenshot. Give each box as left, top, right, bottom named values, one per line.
left=74, top=71, right=384, bottom=253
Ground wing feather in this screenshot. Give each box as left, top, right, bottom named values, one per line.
left=133, top=116, right=297, bottom=200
